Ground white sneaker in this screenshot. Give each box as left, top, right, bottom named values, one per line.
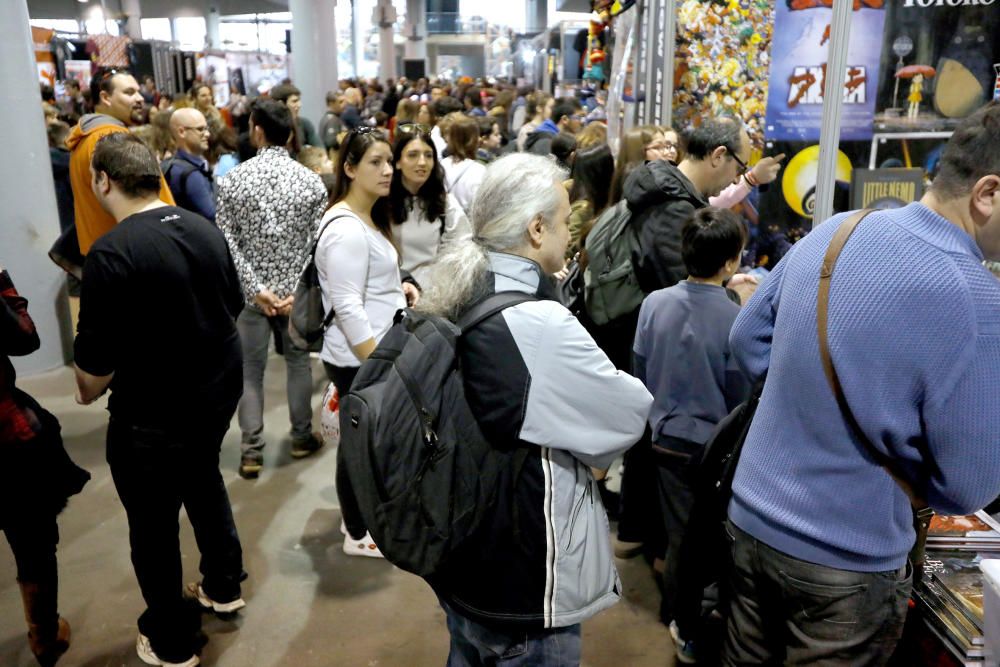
left=343, top=531, right=385, bottom=558
left=136, top=633, right=200, bottom=667
left=184, top=582, right=246, bottom=613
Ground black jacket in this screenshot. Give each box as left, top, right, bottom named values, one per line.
left=625, top=160, right=708, bottom=293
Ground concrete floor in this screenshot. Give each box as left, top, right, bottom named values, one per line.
left=0, top=356, right=675, bottom=666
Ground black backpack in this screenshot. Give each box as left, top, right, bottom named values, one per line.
left=336, top=291, right=536, bottom=577
left=161, top=158, right=202, bottom=214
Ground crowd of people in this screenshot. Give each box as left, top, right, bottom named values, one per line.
left=5, top=67, right=1000, bottom=667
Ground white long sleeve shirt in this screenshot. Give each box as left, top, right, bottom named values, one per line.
left=394, top=193, right=472, bottom=289
left=316, top=209, right=406, bottom=368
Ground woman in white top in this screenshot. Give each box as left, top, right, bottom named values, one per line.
left=389, top=123, right=472, bottom=290
left=440, top=114, right=486, bottom=216
left=317, top=127, right=417, bottom=557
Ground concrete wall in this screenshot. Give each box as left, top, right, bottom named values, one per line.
left=4, top=3, right=73, bottom=375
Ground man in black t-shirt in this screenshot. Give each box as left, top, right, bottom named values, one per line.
left=74, top=132, right=246, bottom=667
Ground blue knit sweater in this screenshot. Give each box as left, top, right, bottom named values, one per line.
left=729, top=203, right=1000, bottom=572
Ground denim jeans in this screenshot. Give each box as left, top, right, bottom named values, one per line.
left=439, top=599, right=582, bottom=667
left=236, top=308, right=314, bottom=459
left=722, top=520, right=911, bottom=666
left=107, top=417, right=245, bottom=663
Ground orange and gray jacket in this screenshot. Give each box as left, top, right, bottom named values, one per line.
left=66, top=113, right=175, bottom=255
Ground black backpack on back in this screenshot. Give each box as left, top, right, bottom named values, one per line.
left=336, top=292, right=535, bottom=577
left=161, top=158, right=201, bottom=214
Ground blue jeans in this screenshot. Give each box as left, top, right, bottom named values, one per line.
left=722, top=520, right=911, bottom=666
left=236, top=309, right=314, bottom=459
left=439, top=599, right=581, bottom=666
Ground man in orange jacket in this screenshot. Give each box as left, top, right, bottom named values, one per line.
left=67, top=68, right=175, bottom=255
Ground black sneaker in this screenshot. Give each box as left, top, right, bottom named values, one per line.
left=238, top=455, right=262, bottom=479
left=290, top=433, right=324, bottom=459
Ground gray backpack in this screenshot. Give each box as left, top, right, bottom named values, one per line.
left=583, top=200, right=645, bottom=325
left=288, top=214, right=349, bottom=351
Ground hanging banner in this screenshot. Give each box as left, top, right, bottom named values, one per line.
left=764, top=1, right=887, bottom=142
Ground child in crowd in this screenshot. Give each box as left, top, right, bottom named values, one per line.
left=632, top=206, right=751, bottom=663
left=298, top=146, right=334, bottom=174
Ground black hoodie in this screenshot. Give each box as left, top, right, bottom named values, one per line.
left=624, top=160, right=708, bottom=293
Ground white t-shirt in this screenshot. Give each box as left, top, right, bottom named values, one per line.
left=441, top=157, right=486, bottom=216
left=316, top=208, right=406, bottom=368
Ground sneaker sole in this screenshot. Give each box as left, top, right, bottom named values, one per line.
left=185, top=584, right=246, bottom=614
left=136, top=634, right=200, bottom=666
left=289, top=448, right=321, bottom=459
left=238, top=463, right=262, bottom=478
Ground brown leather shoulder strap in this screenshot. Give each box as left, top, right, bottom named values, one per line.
left=816, top=209, right=927, bottom=509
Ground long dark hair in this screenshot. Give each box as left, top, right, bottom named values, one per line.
left=569, top=143, right=615, bottom=215
left=390, top=130, right=447, bottom=226
left=330, top=128, right=392, bottom=239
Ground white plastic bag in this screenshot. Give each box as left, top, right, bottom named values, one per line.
left=320, top=383, right=340, bottom=445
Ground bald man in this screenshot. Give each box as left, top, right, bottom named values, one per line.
left=163, top=107, right=216, bottom=222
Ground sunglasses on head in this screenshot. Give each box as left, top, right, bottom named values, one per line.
left=397, top=122, right=432, bottom=136
left=97, top=68, right=126, bottom=83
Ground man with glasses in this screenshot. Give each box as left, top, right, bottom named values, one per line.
left=628, top=116, right=751, bottom=293
left=164, top=108, right=216, bottom=222
left=67, top=67, right=175, bottom=255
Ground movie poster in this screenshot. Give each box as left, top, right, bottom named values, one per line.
left=763, top=1, right=887, bottom=142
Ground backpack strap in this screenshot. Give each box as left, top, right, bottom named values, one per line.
left=162, top=157, right=198, bottom=191
left=313, top=212, right=356, bottom=329
left=816, top=209, right=926, bottom=509
left=457, top=291, right=539, bottom=333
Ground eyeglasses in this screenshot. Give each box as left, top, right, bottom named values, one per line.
left=397, top=122, right=432, bottom=136
left=728, top=148, right=748, bottom=176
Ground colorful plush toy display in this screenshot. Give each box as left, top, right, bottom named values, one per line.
left=674, top=0, right=775, bottom=147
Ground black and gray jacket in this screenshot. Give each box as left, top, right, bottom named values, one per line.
left=429, top=252, right=653, bottom=629
left=625, top=160, right=709, bottom=294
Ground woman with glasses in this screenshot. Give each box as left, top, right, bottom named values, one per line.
left=318, top=128, right=416, bottom=558
left=609, top=125, right=667, bottom=204
left=390, top=125, right=471, bottom=290
left=441, top=115, right=487, bottom=216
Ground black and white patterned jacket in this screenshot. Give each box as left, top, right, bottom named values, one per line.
left=216, top=146, right=327, bottom=307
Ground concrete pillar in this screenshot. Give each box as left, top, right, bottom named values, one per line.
left=373, top=0, right=397, bottom=81
left=404, top=0, right=426, bottom=66
left=122, top=0, right=142, bottom=39
left=351, top=0, right=365, bottom=78
left=205, top=1, right=221, bottom=50
left=290, top=0, right=340, bottom=127
left=1, top=2, right=72, bottom=374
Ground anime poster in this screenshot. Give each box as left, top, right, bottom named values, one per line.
left=763, top=0, right=887, bottom=142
